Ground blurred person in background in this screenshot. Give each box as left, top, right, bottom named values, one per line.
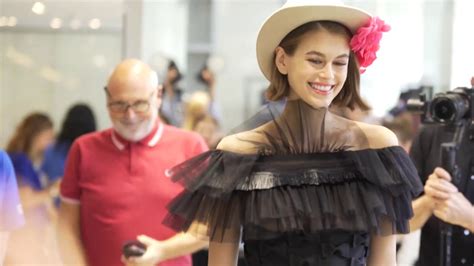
left=161, top=60, right=185, bottom=127
left=6, top=112, right=54, bottom=192
left=193, top=115, right=222, bottom=149
left=0, top=149, right=25, bottom=264
left=5, top=112, right=61, bottom=264
left=197, top=64, right=222, bottom=123
left=197, top=64, right=216, bottom=100
left=182, top=91, right=223, bottom=149
left=57, top=59, right=208, bottom=266
left=382, top=112, right=417, bottom=153
left=182, top=91, right=211, bottom=131
left=41, top=103, right=96, bottom=206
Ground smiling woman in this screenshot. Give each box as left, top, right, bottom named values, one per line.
left=274, top=22, right=355, bottom=109
left=163, top=1, right=422, bottom=266
left=267, top=21, right=367, bottom=112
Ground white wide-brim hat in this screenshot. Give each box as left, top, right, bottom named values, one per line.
left=256, top=0, right=371, bottom=81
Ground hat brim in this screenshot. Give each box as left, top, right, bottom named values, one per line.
left=256, top=5, right=371, bottom=81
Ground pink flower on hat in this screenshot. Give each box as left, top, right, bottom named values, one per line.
left=350, top=17, right=391, bottom=73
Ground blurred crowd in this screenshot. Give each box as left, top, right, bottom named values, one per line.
left=0, top=59, right=224, bottom=265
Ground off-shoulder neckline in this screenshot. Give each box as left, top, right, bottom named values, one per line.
left=211, top=145, right=405, bottom=157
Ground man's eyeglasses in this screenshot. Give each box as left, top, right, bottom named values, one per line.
left=104, top=86, right=155, bottom=114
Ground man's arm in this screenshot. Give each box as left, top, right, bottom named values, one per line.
left=57, top=201, right=87, bottom=265
left=123, top=232, right=208, bottom=265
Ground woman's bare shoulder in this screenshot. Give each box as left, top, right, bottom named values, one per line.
left=354, top=121, right=399, bottom=149
left=216, top=130, right=263, bottom=154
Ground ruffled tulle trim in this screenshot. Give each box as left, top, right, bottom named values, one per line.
left=164, top=146, right=422, bottom=242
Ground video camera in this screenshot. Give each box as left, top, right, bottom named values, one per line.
left=407, top=87, right=474, bottom=124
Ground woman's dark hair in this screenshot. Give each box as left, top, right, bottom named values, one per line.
left=6, top=112, right=53, bottom=154
left=57, top=104, right=96, bottom=146
left=267, top=21, right=370, bottom=111
left=168, top=60, right=183, bottom=84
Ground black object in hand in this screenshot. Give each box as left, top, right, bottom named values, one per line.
left=122, top=240, right=147, bottom=258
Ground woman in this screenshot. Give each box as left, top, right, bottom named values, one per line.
left=41, top=104, right=96, bottom=207
left=163, top=1, right=422, bottom=265
left=42, top=103, right=96, bottom=183
left=5, top=112, right=61, bottom=264
left=161, top=60, right=185, bottom=127
left=6, top=112, right=54, bottom=191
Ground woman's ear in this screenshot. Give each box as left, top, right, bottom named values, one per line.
left=274, top=47, right=289, bottom=75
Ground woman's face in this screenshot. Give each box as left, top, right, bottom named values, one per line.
left=31, top=128, right=54, bottom=155
left=276, top=29, right=350, bottom=108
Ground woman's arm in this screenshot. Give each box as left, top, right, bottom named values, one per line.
left=409, top=194, right=435, bottom=231
left=208, top=226, right=241, bottom=266
left=367, top=233, right=397, bottom=266
left=209, top=240, right=240, bottom=266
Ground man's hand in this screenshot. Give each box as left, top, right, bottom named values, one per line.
left=424, top=167, right=458, bottom=200
left=424, top=167, right=474, bottom=231
left=122, top=235, right=164, bottom=266
left=433, top=191, right=474, bottom=230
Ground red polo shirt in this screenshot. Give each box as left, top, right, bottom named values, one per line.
left=60, top=123, right=208, bottom=266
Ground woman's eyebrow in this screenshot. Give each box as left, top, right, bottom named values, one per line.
left=305, top=51, right=349, bottom=58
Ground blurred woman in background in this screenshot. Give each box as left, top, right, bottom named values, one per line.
left=41, top=103, right=96, bottom=207
left=4, top=112, right=61, bottom=264
left=42, top=103, right=96, bottom=185
left=6, top=112, right=54, bottom=192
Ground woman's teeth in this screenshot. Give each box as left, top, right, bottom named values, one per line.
left=309, top=83, right=333, bottom=92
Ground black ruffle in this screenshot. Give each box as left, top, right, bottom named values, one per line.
left=164, top=146, right=422, bottom=242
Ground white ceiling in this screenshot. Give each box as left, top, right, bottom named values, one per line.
left=0, top=0, right=123, bottom=31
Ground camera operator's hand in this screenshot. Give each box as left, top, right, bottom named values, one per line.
left=425, top=167, right=474, bottom=232
left=424, top=167, right=458, bottom=200
left=433, top=191, right=474, bottom=231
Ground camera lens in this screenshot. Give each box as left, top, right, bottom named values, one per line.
left=431, top=93, right=468, bottom=123
left=432, top=98, right=455, bottom=122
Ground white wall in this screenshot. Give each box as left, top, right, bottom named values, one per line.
left=451, top=0, right=474, bottom=89
left=0, top=31, right=122, bottom=147
left=212, top=0, right=281, bottom=131
left=348, top=0, right=426, bottom=116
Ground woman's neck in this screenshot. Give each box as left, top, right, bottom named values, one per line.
left=29, top=150, right=44, bottom=166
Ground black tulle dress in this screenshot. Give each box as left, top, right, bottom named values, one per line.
left=164, top=100, right=422, bottom=266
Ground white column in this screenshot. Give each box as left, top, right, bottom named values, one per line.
left=422, top=0, right=454, bottom=92
left=123, top=0, right=189, bottom=77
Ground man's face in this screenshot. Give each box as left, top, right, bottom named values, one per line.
left=106, top=83, right=159, bottom=142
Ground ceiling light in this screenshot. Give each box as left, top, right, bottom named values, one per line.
left=0, top=17, right=7, bottom=27
left=70, top=19, right=81, bottom=30
left=32, top=2, right=46, bottom=15
left=50, top=18, right=62, bottom=29
left=7, top=17, right=17, bottom=27
left=88, top=18, right=101, bottom=30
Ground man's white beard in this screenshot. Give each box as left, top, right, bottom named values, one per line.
left=113, top=111, right=157, bottom=142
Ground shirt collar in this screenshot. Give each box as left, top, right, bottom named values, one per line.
left=111, top=122, right=164, bottom=151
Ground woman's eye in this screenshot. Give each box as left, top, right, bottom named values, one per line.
left=334, top=61, right=348, bottom=66
left=308, top=59, right=323, bottom=65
